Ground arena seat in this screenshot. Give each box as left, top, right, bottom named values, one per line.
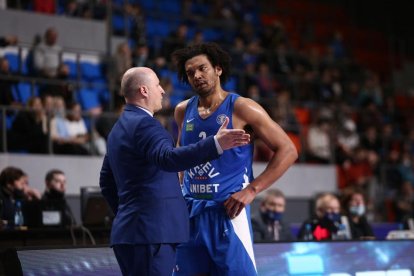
left=13, top=82, right=39, bottom=104
left=79, top=54, right=104, bottom=81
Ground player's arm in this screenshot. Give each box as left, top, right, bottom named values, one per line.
left=224, top=97, right=298, bottom=218
left=174, top=100, right=189, bottom=184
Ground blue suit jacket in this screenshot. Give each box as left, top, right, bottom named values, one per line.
left=100, top=104, right=219, bottom=245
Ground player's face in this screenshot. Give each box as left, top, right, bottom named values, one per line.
left=184, top=54, right=222, bottom=97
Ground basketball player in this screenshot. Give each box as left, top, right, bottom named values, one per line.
left=172, top=42, right=298, bottom=275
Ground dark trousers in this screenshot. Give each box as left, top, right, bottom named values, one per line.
left=113, top=244, right=176, bottom=276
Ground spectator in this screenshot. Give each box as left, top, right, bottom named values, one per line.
left=161, top=24, right=188, bottom=61
left=8, top=96, right=49, bottom=154
left=0, top=57, right=19, bottom=107
left=187, top=30, right=204, bottom=46
left=358, top=72, right=383, bottom=107
left=127, top=3, right=146, bottom=45
left=228, top=36, right=246, bottom=72
left=51, top=101, right=90, bottom=155
left=0, top=35, right=18, bottom=47
left=306, top=117, right=333, bottom=163
left=256, top=61, right=278, bottom=98
left=21, top=172, right=41, bottom=201
left=132, top=43, right=151, bottom=68
left=329, top=31, right=347, bottom=60
left=272, top=89, right=300, bottom=134
left=111, top=42, right=132, bottom=85
left=398, top=152, right=414, bottom=192
left=338, top=146, right=374, bottom=192
left=39, top=63, right=75, bottom=105
left=63, top=0, right=83, bottom=17
left=394, top=180, right=414, bottom=224
left=251, top=189, right=294, bottom=242
left=336, top=118, right=360, bottom=164
left=42, top=169, right=75, bottom=226
left=0, top=166, right=26, bottom=226
left=341, top=188, right=375, bottom=240
left=33, top=27, right=62, bottom=78
left=360, top=126, right=382, bottom=157
left=269, top=42, right=294, bottom=75
left=297, top=193, right=343, bottom=241
left=95, top=102, right=124, bottom=142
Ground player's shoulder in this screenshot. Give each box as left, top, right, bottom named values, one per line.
left=174, top=98, right=193, bottom=124
left=233, top=95, right=262, bottom=112
left=175, top=98, right=191, bottom=113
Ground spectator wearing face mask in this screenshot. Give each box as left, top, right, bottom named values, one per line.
left=297, top=192, right=344, bottom=241
left=342, top=188, right=375, bottom=240
left=0, top=167, right=27, bottom=227
left=251, top=189, right=294, bottom=242
left=41, top=169, right=75, bottom=226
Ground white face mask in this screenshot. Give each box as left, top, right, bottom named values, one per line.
left=349, top=205, right=365, bottom=216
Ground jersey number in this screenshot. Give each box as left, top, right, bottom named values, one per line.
left=199, top=131, right=207, bottom=140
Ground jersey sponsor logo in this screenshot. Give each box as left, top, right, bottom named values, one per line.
left=186, top=123, right=194, bottom=131
left=187, top=162, right=220, bottom=179
left=186, top=118, right=195, bottom=123
left=190, top=183, right=220, bottom=194
left=216, top=114, right=227, bottom=125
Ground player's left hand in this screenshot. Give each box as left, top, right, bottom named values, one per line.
left=223, top=186, right=256, bottom=219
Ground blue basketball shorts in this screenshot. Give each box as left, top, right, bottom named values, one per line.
left=173, top=206, right=257, bottom=276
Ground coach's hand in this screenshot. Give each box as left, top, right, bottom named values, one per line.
left=215, top=117, right=250, bottom=150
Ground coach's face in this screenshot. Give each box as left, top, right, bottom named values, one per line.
left=145, top=70, right=165, bottom=113
left=185, top=54, right=222, bottom=97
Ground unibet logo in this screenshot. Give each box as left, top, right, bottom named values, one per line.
left=190, top=183, right=220, bottom=194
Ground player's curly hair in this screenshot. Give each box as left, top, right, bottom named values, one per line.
left=171, top=42, right=232, bottom=85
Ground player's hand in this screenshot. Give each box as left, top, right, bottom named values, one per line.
left=216, top=117, right=250, bottom=150
left=223, top=186, right=256, bottom=219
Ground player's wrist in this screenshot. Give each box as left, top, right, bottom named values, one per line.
left=246, top=185, right=258, bottom=196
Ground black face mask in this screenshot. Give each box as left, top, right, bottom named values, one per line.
left=13, top=188, right=25, bottom=200
left=48, top=189, right=65, bottom=200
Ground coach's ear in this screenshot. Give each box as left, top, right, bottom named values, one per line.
left=139, top=86, right=149, bottom=98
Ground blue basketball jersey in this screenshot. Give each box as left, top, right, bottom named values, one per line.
left=181, top=93, right=254, bottom=203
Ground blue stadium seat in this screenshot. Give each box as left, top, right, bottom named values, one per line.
left=92, top=80, right=110, bottom=106
left=145, top=18, right=175, bottom=39
left=21, top=48, right=35, bottom=76
left=112, top=14, right=127, bottom=34
left=157, top=0, right=181, bottom=13
left=169, top=91, right=187, bottom=108
left=4, top=113, right=17, bottom=130
left=4, top=52, right=19, bottom=73
left=203, top=28, right=223, bottom=42
left=79, top=55, right=104, bottom=81
left=223, top=76, right=238, bottom=92
left=13, top=82, right=39, bottom=104
left=77, top=87, right=101, bottom=111
left=131, top=0, right=155, bottom=11
left=62, top=52, right=79, bottom=80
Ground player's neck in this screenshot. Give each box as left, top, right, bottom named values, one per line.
left=199, top=90, right=226, bottom=107
left=198, top=90, right=227, bottom=115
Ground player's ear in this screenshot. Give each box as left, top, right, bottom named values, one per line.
left=215, top=66, right=222, bottom=77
